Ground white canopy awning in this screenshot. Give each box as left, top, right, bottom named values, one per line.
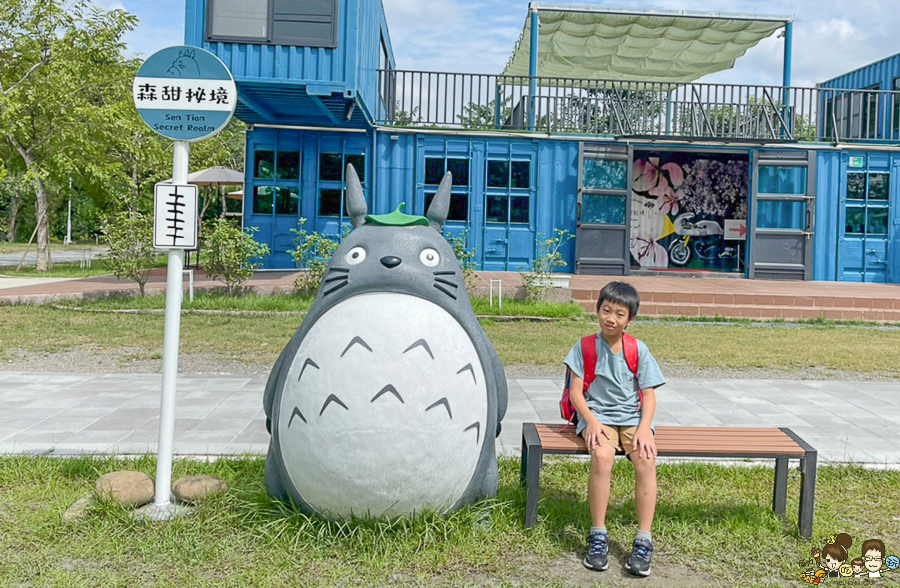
left=502, top=4, right=791, bottom=84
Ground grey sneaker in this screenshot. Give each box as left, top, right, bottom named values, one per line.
left=625, top=537, right=653, bottom=577
left=582, top=530, right=609, bottom=571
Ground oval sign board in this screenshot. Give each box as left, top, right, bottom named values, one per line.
left=133, top=45, right=236, bottom=142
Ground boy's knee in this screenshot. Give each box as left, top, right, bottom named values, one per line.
left=631, top=454, right=657, bottom=474
left=589, top=445, right=615, bottom=469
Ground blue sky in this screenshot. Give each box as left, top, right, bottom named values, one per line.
left=99, top=0, right=900, bottom=87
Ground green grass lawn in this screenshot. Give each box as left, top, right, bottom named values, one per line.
left=3, top=301, right=900, bottom=375
left=0, top=455, right=896, bottom=587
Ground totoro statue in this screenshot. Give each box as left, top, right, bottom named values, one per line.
left=263, top=164, right=507, bottom=519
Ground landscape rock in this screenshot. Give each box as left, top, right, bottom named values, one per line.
left=172, top=475, right=227, bottom=503
left=95, top=471, right=154, bottom=507
left=62, top=496, right=93, bottom=522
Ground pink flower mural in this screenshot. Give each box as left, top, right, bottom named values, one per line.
left=633, top=157, right=685, bottom=198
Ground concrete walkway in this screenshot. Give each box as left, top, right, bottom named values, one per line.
left=2, top=371, right=899, bottom=465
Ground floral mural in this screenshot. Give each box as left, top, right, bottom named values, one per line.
left=630, top=151, right=749, bottom=271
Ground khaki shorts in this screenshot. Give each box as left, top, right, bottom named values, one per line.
left=581, top=425, right=650, bottom=456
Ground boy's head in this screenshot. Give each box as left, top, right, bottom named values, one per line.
left=595, top=281, right=640, bottom=320
left=851, top=558, right=864, bottom=572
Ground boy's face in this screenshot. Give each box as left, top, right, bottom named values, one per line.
left=597, top=299, right=632, bottom=337
left=864, top=549, right=883, bottom=572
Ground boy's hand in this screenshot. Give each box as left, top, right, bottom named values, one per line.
left=583, top=420, right=610, bottom=451
left=632, top=425, right=657, bottom=459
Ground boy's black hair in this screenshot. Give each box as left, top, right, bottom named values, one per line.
left=595, top=281, right=640, bottom=319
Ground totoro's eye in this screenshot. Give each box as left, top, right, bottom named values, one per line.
left=346, top=247, right=366, bottom=265
left=419, top=248, right=440, bottom=267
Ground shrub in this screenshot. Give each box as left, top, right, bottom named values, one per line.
left=201, top=219, right=269, bottom=296
left=101, top=212, right=157, bottom=296
left=520, top=228, right=574, bottom=301
left=444, top=228, right=478, bottom=293
left=288, top=218, right=346, bottom=293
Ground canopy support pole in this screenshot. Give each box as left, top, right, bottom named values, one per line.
left=781, top=21, right=793, bottom=137
left=528, top=6, right=539, bottom=131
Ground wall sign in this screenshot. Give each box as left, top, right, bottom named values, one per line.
left=153, top=183, right=199, bottom=249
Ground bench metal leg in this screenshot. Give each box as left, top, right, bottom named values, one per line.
left=798, top=451, right=817, bottom=540
left=521, top=423, right=543, bottom=528
left=772, top=457, right=788, bottom=516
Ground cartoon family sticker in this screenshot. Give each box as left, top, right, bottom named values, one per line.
left=800, top=533, right=897, bottom=583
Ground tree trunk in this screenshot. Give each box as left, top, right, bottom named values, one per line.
left=6, top=193, right=19, bottom=242
left=34, top=178, right=51, bottom=272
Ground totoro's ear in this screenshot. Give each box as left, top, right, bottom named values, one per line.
left=345, top=164, right=367, bottom=228
left=426, top=171, right=451, bottom=231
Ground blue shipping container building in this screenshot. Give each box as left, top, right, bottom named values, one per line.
left=184, top=1, right=900, bottom=283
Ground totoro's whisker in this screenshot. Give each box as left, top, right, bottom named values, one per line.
left=298, top=358, right=319, bottom=381
left=456, top=363, right=477, bottom=385
left=433, top=270, right=456, bottom=276
left=434, top=277, right=458, bottom=288
left=288, top=406, right=307, bottom=427
left=433, top=283, right=457, bottom=300
left=464, top=422, right=481, bottom=443
left=328, top=267, right=350, bottom=274
left=320, top=394, right=349, bottom=415
left=323, top=279, right=349, bottom=297
left=323, top=275, right=348, bottom=284
left=425, top=397, right=452, bottom=419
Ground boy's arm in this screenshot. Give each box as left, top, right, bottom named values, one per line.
left=569, top=373, right=610, bottom=450
left=632, top=387, right=657, bottom=459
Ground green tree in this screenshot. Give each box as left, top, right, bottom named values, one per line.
left=101, top=211, right=157, bottom=296
left=201, top=218, right=269, bottom=296
left=0, top=0, right=137, bottom=270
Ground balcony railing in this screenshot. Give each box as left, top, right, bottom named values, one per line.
left=376, top=69, right=900, bottom=144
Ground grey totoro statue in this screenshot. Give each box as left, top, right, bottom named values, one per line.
left=263, top=165, right=507, bottom=519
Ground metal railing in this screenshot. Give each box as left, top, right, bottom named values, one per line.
left=376, top=69, right=900, bottom=143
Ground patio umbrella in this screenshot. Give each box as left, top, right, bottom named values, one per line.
left=162, top=166, right=244, bottom=220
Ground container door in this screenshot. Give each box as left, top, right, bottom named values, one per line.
left=749, top=150, right=815, bottom=280
left=839, top=154, right=891, bottom=282
left=575, top=143, right=630, bottom=274
left=482, top=155, right=536, bottom=271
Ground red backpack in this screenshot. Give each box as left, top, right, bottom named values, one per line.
left=560, top=332, right=640, bottom=426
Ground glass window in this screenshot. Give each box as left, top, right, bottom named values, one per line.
left=758, top=166, right=806, bottom=195
left=846, top=173, right=866, bottom=200
left=209, top=0, right=267, bottom=40
left=583, top=159, right=627, bottom=190
left=275, top=187, right=299, bottom=215
left=756, top=200, right=805, bottom=230
left=869, top=173, right=888, bottom=201
left=486, top=195, right=508, bottom=223
left=425, top=193, right=468, bottom=221
left=893, top=77, right=900, bottom=133
left=319, top=189, right=343, bottom=217
left=845, top=207, right=865, bottom=234
left=276, top=151, right=300, bottom=180
left=447, top=159, right=469, bottom=186
left=511, top=161, right=530, bottom=189
left=487, top=160, right=509, bottom=188
left=346, top=154, right=365, bottom=180
left=425, top=158, right=444, bottom=184
left=510, top=196, right=529, bottom=223
left=868, top=208, right=888, bottom=235
left=253, top=186, right=274, bottom=214
left=320, top=153, right=342, bottom=182
left=582, top=194, right=626, bottom=225
left=255, top=150, right=275, bottom=179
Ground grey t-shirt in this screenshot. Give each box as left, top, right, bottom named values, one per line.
left=563, top=334, right=665, bottom=432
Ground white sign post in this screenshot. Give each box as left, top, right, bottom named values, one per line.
left=133, top=46, right=236, bottom=520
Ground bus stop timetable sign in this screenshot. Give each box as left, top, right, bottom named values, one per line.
left=133, top=46, right=236, bottom=142
left=153, top=184, right=199, bottom=250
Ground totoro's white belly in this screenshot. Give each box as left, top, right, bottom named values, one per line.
left=276, top=292, right=488, bottom=518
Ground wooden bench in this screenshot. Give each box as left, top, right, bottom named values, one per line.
left=520, top=423, right=817, bottom=538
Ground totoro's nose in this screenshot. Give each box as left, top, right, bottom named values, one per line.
left=380, top=255, right=402, bottom=269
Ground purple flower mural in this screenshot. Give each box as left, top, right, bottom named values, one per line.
left=631, top=152, right=749, bottom=271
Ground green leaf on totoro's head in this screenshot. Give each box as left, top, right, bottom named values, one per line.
left=364, top=203, right=430, bottom=227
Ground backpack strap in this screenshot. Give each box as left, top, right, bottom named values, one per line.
left=622, top=333, right=642, bottom=411
left=580, top=334, right=598, bottom=387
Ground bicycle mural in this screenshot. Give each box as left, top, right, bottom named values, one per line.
left=630, top=151, right=749, bottom=272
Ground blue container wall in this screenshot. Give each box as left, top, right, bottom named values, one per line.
left=819, top=53, right=900, bottom=91
left=185, top=0, right=394, bottom=119
left=813, top=150, right=842, bottom=281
